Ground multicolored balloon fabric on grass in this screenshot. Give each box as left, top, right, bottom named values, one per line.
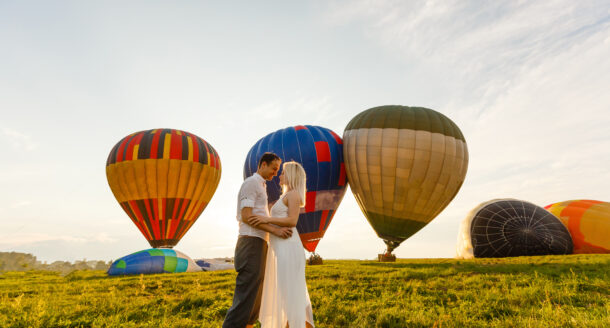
left=545, top=200, right=610, bottom=254
left=107, top=248, right=202, bottom=275
left=343, top=105, right=468, bottom=254
left=456, top=199, right=573, bottom=259
left=106, top=129, right=221, bottom=248
left=244, top=125, right=347, bottom=253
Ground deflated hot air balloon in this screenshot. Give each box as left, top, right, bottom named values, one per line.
left=107, top=248, right=203, bottom=275
left=106, top=129, right=221, bottom=248
left=343, top=105, right=468, bottom=260
left=545, top=200, right=610, bottom=254
left=456, top=199, right=573, bottom=258
left=244, top=125, right=347, bottom=257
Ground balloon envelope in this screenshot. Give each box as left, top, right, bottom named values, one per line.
left=545, top=200, right=610, bottom=254
left=106, top=129, right=221, bottom=248
left=343, top=105, right=468, bottom=252
left=107, top=248, right=202, bottom=275
left=456, top=199, right=573, bottom=258
left=244, top=125, right=347, bottom=252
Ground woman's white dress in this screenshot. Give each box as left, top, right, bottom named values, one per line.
left=259, top=196, right=314, bottom=328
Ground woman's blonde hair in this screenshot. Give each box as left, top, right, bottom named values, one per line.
left=281, top=161, right=306, bottom=207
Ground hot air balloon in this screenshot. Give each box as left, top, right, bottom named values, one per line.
left=456, top=199, right=573, bottom=258
left=106, top=129, right=221, bottom=248
left=244, top=125, right=347, bottom=260
left=545, top=200, right=610, bottom=254
left=343, top=105, right=468, bottom=261
left=107, top=248, right=203, bottom=275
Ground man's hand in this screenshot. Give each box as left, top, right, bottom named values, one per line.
left=272, top=226, right=293, bottom=239
left=246, top=215, right=268, bottom=227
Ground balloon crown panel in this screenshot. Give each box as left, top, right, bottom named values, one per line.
left=106, top=129, right=221, bottom=248
left=244, top=125, right=347, bottom=252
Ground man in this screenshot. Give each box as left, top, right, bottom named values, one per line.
left=223, top=152, right=292, bottom=328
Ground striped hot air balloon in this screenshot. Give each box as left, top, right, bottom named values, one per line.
left=106, top=129, right=221, bottom=248
left=244, top=125, right=347, bottom=254
left=343, top=105, right=468, bottom=257
left=545, top=200, right=610, bottom=254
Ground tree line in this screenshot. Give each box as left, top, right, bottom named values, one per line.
left=0, top=252, right=111, bottom=274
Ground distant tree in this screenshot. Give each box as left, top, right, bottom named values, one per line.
left=0, top=252, right=111, bottom=273
left=94, top=261, right=110, bottom=271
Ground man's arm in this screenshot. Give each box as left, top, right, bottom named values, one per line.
left=247, top=192, right=300, bottom=227
left=241, top=207, right=292, bottom=238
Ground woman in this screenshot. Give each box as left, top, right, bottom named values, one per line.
left=249, top=161, right=315, bottom=328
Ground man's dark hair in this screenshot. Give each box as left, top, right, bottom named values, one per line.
left=258, top=152, right=281, bottom=168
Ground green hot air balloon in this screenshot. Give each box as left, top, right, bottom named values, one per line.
left=343, top=105, right=468, bottom=260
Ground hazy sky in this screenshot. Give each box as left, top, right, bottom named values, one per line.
left=1, top=1, right=609, bottom=263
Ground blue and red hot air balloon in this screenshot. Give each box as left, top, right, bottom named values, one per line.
left=244, top=125, right=347, bottom=254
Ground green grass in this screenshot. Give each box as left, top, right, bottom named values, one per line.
left=1, top=255, right=609, bottom=327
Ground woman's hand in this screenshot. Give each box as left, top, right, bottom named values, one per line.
left=247, top=215, right=268, bottom=226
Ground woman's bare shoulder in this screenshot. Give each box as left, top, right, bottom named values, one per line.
left=284, top=190, right=300, bottom=203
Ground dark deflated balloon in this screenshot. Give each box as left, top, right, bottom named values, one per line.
left=470, top=199, right=573, bottom=258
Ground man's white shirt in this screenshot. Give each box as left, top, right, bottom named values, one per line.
left=236, top=172, right=269, bottom=240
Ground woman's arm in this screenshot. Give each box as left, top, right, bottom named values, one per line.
left=241, top=207, right=293, bottom=238
left=267, top=191, right=301, bottom=227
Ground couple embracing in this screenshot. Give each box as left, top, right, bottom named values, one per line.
left=223, top=153, right=315, bottom=328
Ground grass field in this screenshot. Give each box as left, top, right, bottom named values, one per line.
left=1, top=255, right=608, bottom=327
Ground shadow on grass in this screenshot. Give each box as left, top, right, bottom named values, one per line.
left=355, top=255, right=610, bottom=281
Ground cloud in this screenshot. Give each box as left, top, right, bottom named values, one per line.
left=247, top=95, right=336, bottom=125
left=322, top=1, right=610, bottom=107
left=206, top=245, right=234, bottom=251
left=2, top=127, right=37, bottom=151
left=249, top=100, right=284, bottom=120
left=11, top=201, right=32, bottom=208
left=320, top=0, right=610, bottom=197
left=92, top=233, right=118, bottom=243
left=0, top=233, right=86, bottom=247
left=0, top=233, right=118, bottom=248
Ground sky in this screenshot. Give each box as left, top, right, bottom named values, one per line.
left=1, top=1, right=609, bottom=263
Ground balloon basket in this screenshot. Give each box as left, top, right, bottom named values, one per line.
left=307, top=253, right=323, bottom=265
left=378, top=253, right=396, bottom=262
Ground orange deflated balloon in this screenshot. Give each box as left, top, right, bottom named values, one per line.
left=545, top=200, right=610, bottom=254
left=106, top=129, right=221, bottom=248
